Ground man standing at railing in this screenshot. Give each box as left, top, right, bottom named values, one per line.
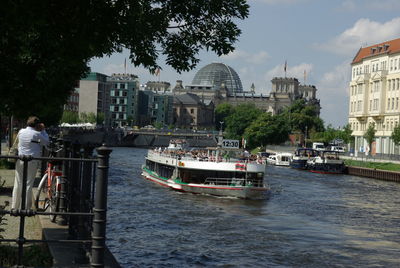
left=11, top=116, right=49, bottom=210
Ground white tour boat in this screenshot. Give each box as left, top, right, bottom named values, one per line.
left=266, top=152, right=292, bottom=166
left=141, top=139, right=268, bottom=199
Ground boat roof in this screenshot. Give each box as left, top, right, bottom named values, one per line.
left=272, top=152, right=292, bottom=156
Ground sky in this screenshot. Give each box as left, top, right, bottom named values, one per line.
left=89, top=0, right=400, bottom=127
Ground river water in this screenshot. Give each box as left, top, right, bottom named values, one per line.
left=106, top=147, right=400, bottom=267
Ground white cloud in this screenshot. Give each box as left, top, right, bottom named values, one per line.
left=319, top=61, right=351, bottom=93
left=315, top=17, right=400, bottom=56
left=317, top=61, right=351, bottom=127
left=221, top=50, right=269, bottom=64
left=264, top=62, right=313, bottom=83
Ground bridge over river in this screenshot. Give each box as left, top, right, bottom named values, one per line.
left=120, top=129, right=219, bottom=148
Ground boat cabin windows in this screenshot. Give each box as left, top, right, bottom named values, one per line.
left=179, top=168, right=263, bottom=184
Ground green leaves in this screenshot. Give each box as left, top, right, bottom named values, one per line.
left=363, top=123, right=376, bottom=147
left=244, top=112, right=290, bottom=148
left=1, top=0, right=249, bottom=122
left=281, top=99, right=324, bottom=134
left=224, top=104, right=260, bottom=140
left=392, top=124, right=400, bottom=146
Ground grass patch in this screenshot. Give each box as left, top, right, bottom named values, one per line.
left=0, top=244, right=53, bottom=267
left=0, top=158, right=15, bottom=169
left=344, top=159, right=400, bottom=172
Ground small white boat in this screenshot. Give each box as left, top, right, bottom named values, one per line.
left=266, top=152, right=292, bottom=166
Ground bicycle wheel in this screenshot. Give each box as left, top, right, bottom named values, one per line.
left=34, top=173, right=50, bottom=211
left=49, top=175, right=60, bottom=222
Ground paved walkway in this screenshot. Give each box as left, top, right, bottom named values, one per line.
left=1, top=143, right=120, bottom=267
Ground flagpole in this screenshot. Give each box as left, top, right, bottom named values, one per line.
left=284, top=60, right=287, bottom=78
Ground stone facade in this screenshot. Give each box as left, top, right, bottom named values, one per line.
left=348, top=38, right=400, bottom=155
left=173, top=93, right=215, bottom=129
left=172, top=76, right=320, bottom=116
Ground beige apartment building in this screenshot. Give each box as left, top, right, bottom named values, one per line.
left=349, top=38, right=400, bottom=155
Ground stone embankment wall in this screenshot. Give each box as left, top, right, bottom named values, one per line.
left=347, top=166, right=400, bottom=183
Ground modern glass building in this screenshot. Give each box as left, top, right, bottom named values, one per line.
left=108, top=73, right=139, bottom=127
left=191, top=62, right=243, bottom=94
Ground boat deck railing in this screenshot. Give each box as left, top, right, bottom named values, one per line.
left=148, top=150, right=265, bottom=165
left=204, top=177, right=264, bottom=187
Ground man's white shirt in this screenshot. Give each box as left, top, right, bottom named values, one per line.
left=17, top=126, right=49, bottom=157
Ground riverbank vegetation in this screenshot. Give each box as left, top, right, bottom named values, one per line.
left=216, top=99, right=350, bottom=150
left=344, top=159, right=400, bottom=172
left=0, top=244, right=53, bottom=267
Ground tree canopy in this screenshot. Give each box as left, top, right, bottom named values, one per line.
left=281, top=99, right=324, bottom=134
left=0, top=0, right=249, bottom=124
left=363, top=123, right=376, bottom=148
left=391, top=124, right=400, bottom=146
left=244, top=112, right=290, bottom=148
left=215, top=103, right=234, bottom=130
left=224, top=104, right=261, bottom=140
left=311, top=124, right=353, bottom=144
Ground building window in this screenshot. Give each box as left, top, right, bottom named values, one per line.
left=397, top=97, right=399, bottom=110
left=392, top=98, right=395, bottom=110
left=388, top=98, right=391, bottom=110
left=114, top=106, right=119, bottom=112
left=190, top=109, right=194, bottom=114
left=123, top=91, right=127, bottom=97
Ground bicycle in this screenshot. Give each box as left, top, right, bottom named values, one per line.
left=34, top=137, right=64, bottom=222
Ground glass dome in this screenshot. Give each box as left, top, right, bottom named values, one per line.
left=191, top=63, right=243, bottom=93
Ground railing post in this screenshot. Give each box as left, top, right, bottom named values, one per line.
left=68, top=141, right=81, bottom=238
left=81, top=144, right=95, bottom=237
left=57, top=140, right=70, bottom=225
left=91, top=144, right=112, bottom=268
left=16, top=156, right=30, bottom=266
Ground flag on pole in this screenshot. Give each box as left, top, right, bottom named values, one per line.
left=284, top=60, right=287, bottom=72
left=155, top=68, right=160, bottom=76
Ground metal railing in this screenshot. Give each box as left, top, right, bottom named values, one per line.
left=0, top=142, right=112, bottom=268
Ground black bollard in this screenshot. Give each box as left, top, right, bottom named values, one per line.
left=91, top=144, right=112, bottom=268
left=57, top=140, right=70, bottom=225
